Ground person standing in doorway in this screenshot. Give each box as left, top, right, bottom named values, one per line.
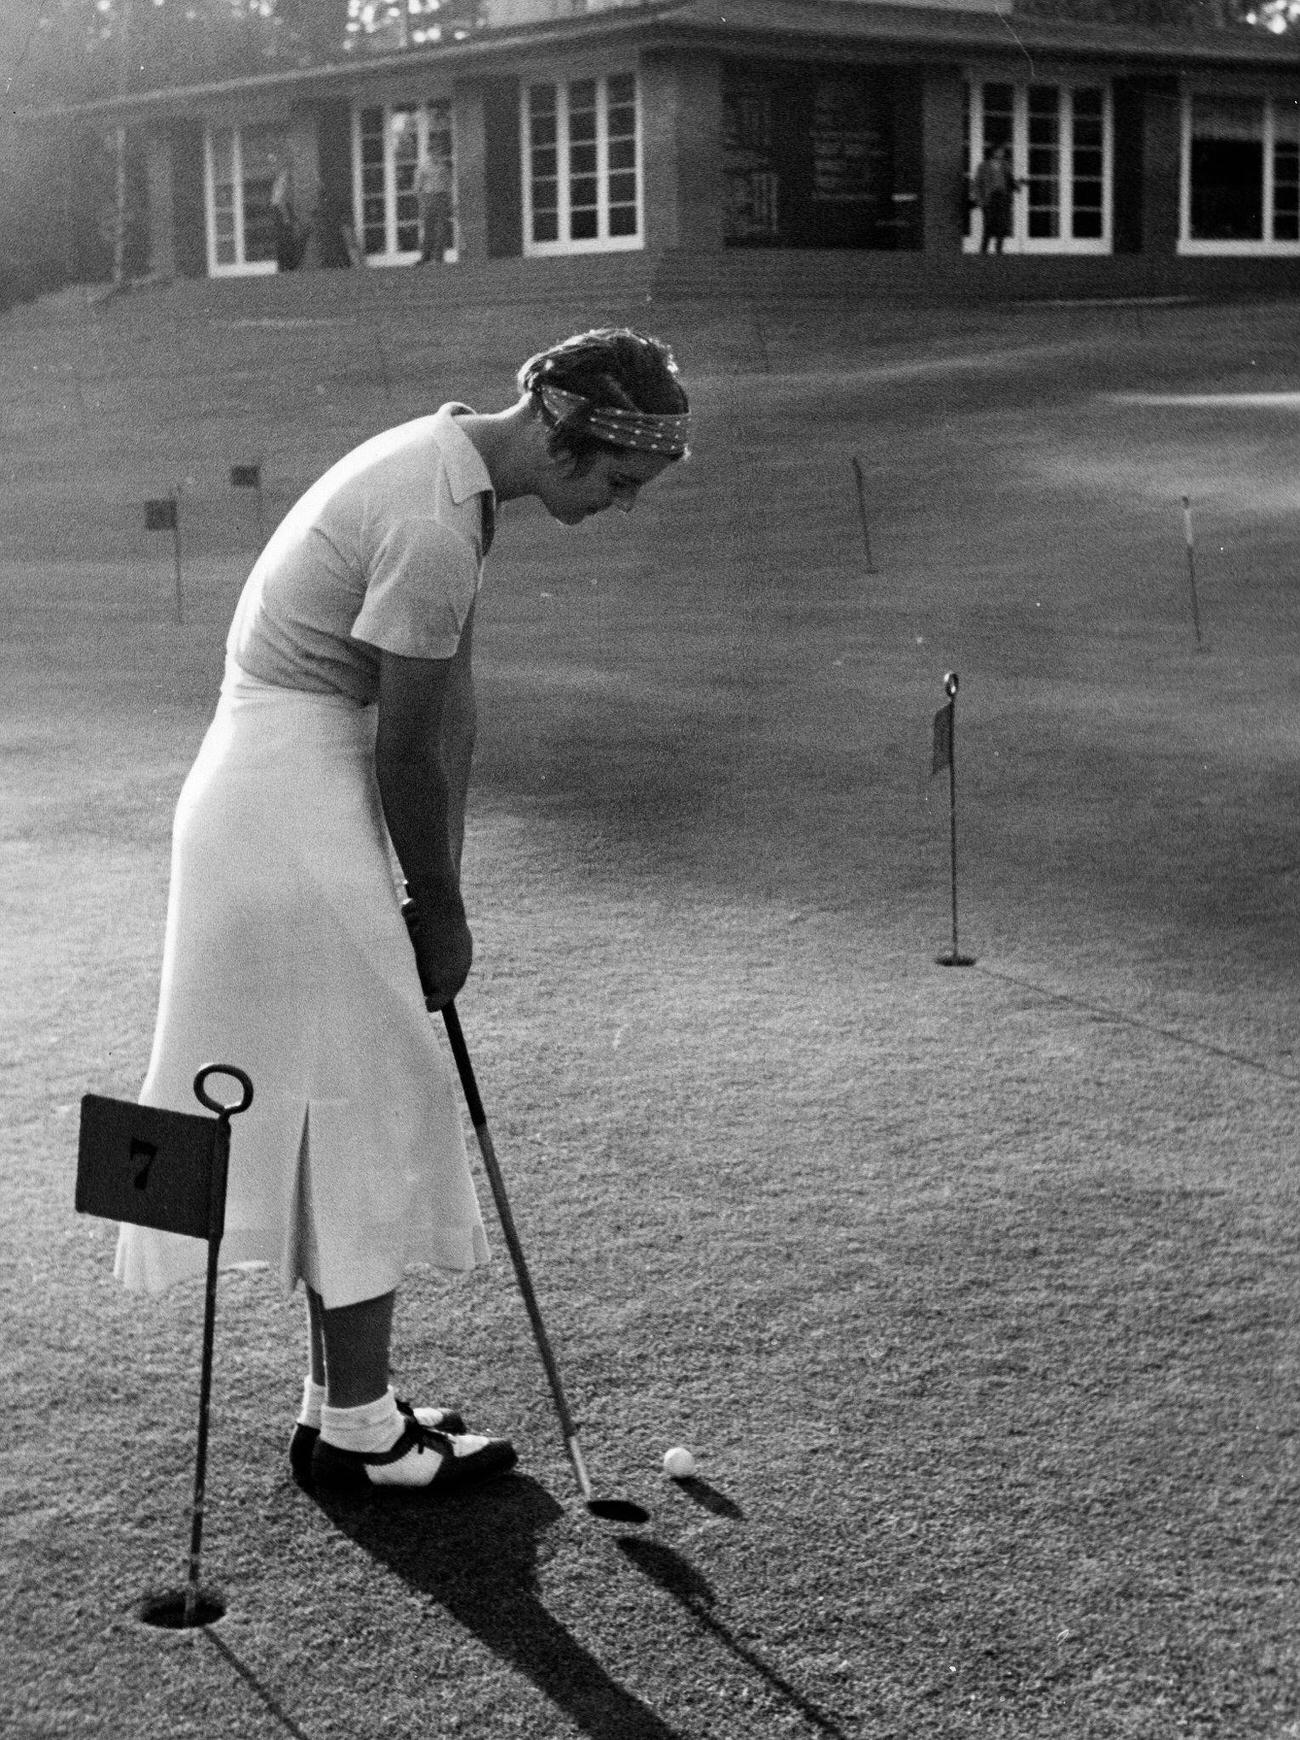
left=417, top=155, right=455, bottom=263
left=972, top=144, right=1018, bottom=255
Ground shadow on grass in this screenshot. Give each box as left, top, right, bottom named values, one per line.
left=616, top=1539, right=851, bottom=1739
left=974, top=962, right=1300, bottom=1084
left=203, top=1629, right=318, bottom=1740
left=313, top=1474, right=683, bottom=1739
left=672, top=1474, right=745, bottom=1519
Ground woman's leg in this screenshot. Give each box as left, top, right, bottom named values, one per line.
left=306, top=1286, right=396, bottom=1408
left=305, top=1287, right=327, bottom=1388
left=304, top=1289, right=517, bottom=1492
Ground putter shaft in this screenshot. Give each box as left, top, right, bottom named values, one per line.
left=440, top=1000, right=589, bottom=1485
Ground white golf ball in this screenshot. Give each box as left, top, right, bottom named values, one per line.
left=663, top=1446, right=696, bottom=1479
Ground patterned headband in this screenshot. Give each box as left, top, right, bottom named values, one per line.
left=538, top=384, right=691, bottom=457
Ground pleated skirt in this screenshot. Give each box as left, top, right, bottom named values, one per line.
left=114, top=661, right=489, bottom=1307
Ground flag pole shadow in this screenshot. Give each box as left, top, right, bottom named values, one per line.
left=615, top=1538, right=852, bottom=1738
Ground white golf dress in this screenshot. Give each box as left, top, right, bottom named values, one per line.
left=115, top=406, right=493, bottom=1306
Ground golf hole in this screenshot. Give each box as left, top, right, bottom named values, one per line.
left=588, top=1498, right=650, bottom=1525
left=138, top=1587, right=227, bottom=1629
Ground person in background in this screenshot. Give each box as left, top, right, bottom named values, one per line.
left=972, top=144, right=1019, bottom=255
left=417, top=155, right=455, bottom=263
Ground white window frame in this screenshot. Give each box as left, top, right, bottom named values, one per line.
left=964, top=78, right=1113, bottom=255
left=352, top=98, right=458, bottom=267
left=1179, top=89, right=1300, bottom=256
left=204, top=126, right=280, bottom=277
left=521, top=71, right=644, bottom=256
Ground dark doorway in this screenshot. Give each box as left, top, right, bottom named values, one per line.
left=723, top=59, right=921, bottom=250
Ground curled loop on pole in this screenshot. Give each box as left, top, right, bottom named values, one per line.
left=944, top=671, right=959, bottom=699
left=193, top=1066, right=255, bottom=1120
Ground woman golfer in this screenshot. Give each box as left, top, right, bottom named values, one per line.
left=116, top=328, right=691, bottom=1496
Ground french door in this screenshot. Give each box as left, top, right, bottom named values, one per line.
left=965, top=80, right=1112, bottom=253
left=523, top=73, right=642, bottom=254
left=354, top=100, right=456, bottom=264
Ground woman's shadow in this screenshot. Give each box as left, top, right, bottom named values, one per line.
left=311, top=1473, right=681, bottom=1740
left=311, top=1473, right=850, bottom=1740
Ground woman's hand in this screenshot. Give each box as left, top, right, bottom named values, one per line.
left=406, top=890, right=473, bottom=1010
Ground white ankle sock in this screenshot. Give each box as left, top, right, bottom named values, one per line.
left=320, top=1388, right=403, bottom=1454
left=298, top=1377, right=326, bottom=1430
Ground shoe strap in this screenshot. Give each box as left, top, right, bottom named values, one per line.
left=363, top=1419, right=454, bottom=1466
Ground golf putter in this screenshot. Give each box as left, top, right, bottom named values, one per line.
left=402, top=898, right=647, bottom=1525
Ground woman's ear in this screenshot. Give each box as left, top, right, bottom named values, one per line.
left=540, top=436, right=583, bottom=481
left=524, top=400, right=574, bottom=477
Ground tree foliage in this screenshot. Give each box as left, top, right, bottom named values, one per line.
left=7, top=0, right=484, bottom=107
left=7, top=0, right=1293, bottom=109
left=1011, top=0, right=1281, bottom=26
left=1243, top=0, right=1300, bottom=29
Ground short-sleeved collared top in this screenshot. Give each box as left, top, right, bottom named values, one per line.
left=227, top=404, right=493, bottom=704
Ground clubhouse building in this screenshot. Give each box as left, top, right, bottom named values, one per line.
left=36, top=0, right=1300, bottom=301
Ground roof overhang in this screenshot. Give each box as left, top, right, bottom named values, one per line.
left=16, top=0, right=1300, bottom=127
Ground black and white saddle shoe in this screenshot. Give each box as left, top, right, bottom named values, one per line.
left=310, top=1417, right=518, bottom=1496
left=289, top=1398, right=467, bottom=1491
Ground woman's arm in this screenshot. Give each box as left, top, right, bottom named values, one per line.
left=375, top=606, right=477, bottom=1007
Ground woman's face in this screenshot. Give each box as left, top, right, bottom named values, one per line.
left=540, top=446, right=675, bottom=525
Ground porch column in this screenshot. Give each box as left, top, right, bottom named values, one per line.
left=1141, top=77, right=1183, bottom=257
left=454, top=75, right=522, bottom=261
left=285, top=108, right=321, bottom=269
left=920, top=68, right=967, bottom=256
left=452, top=79, right=487, bottom=262
left=144, top=126, right=176, bottom=280
left=640, top=49, right=725, bottom=252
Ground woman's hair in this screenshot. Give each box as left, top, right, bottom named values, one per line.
left=517, top=328, right=689, bottom=469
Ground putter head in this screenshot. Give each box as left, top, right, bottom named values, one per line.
left=586, top=1497, right=650, bottom=1525
left=567, top=1436, right=648, bottom=1524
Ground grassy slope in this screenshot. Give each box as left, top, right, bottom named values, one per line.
left=1, top=293, right=1298, bottom=1739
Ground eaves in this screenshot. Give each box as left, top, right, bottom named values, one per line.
left=15, top=0, right=1299, bottom=127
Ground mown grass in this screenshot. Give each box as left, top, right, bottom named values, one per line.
left=2, top=290, right=1298, bottom=1739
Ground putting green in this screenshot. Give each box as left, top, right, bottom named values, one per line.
left=2, top=291, right=1297, bottom=1739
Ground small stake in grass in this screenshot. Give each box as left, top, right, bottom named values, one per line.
left=850, top=456, right=878, bottom=575
left=592, top=574, right=605, bottom=664
left=1181, top=494, right=1204, bottom=648
left=931, top=671, right=975, bottom=967
left=231, top=463, right=264, bottom=549
left=145, top=493, right=183, bottom=624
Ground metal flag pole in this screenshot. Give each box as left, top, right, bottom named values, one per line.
left=171, top=490, right=184, bottom=626
left=1181, top=494, right=1203, bottom=648
left=184, top=1067, right=254, bottom=1628
left=850, top=455, right=878, bottom=575
left=934, top=671, right=975, bottom=967
left=230, top=464, right=265, bottom=551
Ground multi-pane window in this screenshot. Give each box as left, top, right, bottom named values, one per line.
left=1070, top=88, right=1106, bottom=240
left=723, top=80, right=780, bottom=243
left=965, top=80, right=1111, bottom=253
left=523, top=73, right=641, bottom=253
left=206, top=124, right=285, bottom=275
left=1276, top=105, right=1300, bottom=243
left=354, top=100, right=455, bottom=263
left=1183, top=94, right=1300, bottom=251
left=1026, top=84, right=1063, bottom=239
